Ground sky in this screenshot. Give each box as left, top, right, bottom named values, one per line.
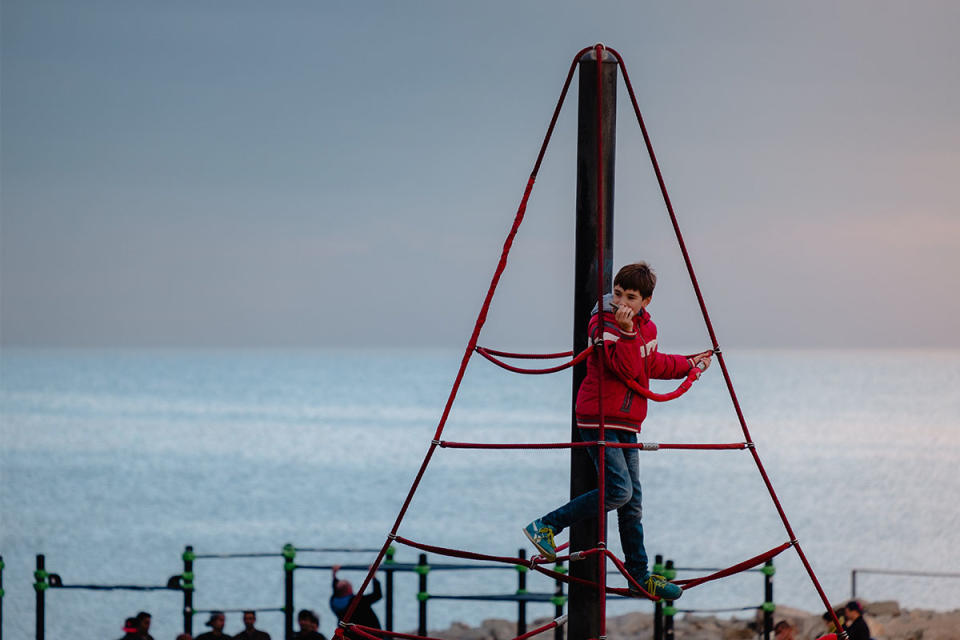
left=2, top=1, right=958, bottom=349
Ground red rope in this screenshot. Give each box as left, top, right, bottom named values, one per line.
left=341, top=627, right=385, bottom=640
left=348, top=627, right=448, bottom=640
left=513, top=618, right=565, bottom=640
left=674, top=542, right=793, bottom=590
left=476, top=347, right=575, bottom=360
left=476, top=345, right=594, bottom=374
left=603, top=549, right=656, bottom=600
left=613, top=365, right=700, bottom=402
left=440, top=441, right=593, bottom=450
left=393, top=536, right=621, bottom=593
left=607, top=441, right=748, bottom=451
left=439, top=440, right=746, bottom=451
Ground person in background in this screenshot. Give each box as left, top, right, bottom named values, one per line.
left=175, top=635, right=193, bottom=640
left=295, top=609, right=327, bottom=640
left=330, top=565, right=382, bottom=633
left=233, top=610, right=271, bottom=640
left=843, top=600, right=871, bottom=640
left=136, top=611, right=155, bottom=640
left=118, top=617, right=141, bottom=640
left=194, top=612, right=229, bottom=640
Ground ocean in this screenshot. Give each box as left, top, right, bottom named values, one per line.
left=1, top=348, right=959, bottom=640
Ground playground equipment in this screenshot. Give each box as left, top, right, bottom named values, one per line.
left=333, top=43, right=849, bottom=640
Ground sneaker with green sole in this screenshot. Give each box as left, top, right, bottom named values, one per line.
left=522, top=519, right=557, bottom=561
left=629, top=573, right=683, bottom=600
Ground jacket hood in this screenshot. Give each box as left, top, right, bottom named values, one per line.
left=591, top=293, right=649, bottom=322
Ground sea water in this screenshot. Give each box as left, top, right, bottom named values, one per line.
left=1, top=348, right=959, bottom=639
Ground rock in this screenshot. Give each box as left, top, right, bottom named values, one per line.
left=419, top=602, right=960, bottom=640
left=868, top=600, right=901, bottom=617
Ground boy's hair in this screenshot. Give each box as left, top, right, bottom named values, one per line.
left=614, top=262, right=657, bottom=299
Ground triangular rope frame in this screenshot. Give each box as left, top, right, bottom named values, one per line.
left=334, top=45, right=847, bottom=640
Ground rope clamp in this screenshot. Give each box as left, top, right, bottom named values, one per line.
left=432, top=439, right=442, bottom=446
left=528, top=557, right=538, bottom=569
left=555, top=614, right=568, bottom=626
left=338, top=621, right=354, bottom=629
left=790, top=539, right=799, bottom=546
left=746, top=442, right=756, bottom=449
left=597, top=542, right=606, bottom=549
left=387, top=533, right=397, bottom=540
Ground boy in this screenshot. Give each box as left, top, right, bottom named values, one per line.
left=523, top=262, right=711, bottom=600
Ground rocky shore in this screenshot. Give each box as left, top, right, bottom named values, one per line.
left=424, top=601, right=960, bottom=640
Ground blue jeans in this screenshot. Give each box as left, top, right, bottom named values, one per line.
left=541, top=428, right=648, bottom=579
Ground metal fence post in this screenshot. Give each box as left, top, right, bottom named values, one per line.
left=653, top=554, right=663, bottom=640
left=663, top=559, right=675, bottom=640
left=763, top=560, right=775, bottom=640
left=182, top=546, right=195, bottom=636
left=517, top=549, right=528, bottom=637
left=34, top=555, right=45, bottom=640
left=417, top=554, right=429, bottom=637
left=283, top=544, right=296, bottom=640
left=554, top=560, right=566, bottom=640
left=385, top=546, right=396, bottom=632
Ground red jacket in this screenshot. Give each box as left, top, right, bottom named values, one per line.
left=575, top=305, right=691, bottom=433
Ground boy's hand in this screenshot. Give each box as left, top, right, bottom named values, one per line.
left=614, top=304, right=635, bottom=332
left=690, top=350, right=713, bottom=373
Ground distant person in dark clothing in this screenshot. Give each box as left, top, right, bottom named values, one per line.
left=175, top=635, right=193, bottom=640
left=136, top=611, right=155, bottom=640
left=843, top=601, right=871, bottom=640
left=118, top=618, right=140, bottom=640
left=234, top=610, right=271, bottom=640
left=295, top=609, right=327, bottom=640
left=194, top=612, right=229, bottom=640
left=330, top=565, right=382, bottom=632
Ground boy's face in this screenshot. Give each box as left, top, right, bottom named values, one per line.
left=612, top=286, right=651, bottom=316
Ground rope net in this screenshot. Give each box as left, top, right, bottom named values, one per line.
left=333, top=44, right=845, bottom=640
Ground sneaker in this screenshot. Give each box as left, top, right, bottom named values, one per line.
left=522, top=519, right=557, bottom=561
left=629, top=573, right=682, bottom=600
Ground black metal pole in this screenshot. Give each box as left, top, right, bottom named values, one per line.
left=283, top=544, right=296, bottom=640
left=183, top=546, right=194, bottom=637
left=653, top=554, right=663, bottom=640
left=570, top=46, right=617, bottom=640
left=763, top=560, right=774, bottom=640
left=417, top=554, right=428, bottom=637
left=663, top=560, right=675, bottom=640
left=0, top=554, right=4, bottom=640
left=34, top=555, right=44, bottom=640
left=553, top=560, right=565, bottom=640
left=517, top=549, right=527, bottom=637
left=385, top=547, right=395, bottom=632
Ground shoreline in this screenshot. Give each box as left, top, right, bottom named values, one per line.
left=424, top=601, right=960, bottom=640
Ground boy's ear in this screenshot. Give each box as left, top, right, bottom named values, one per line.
left=641, top=295, right=652, bottom=308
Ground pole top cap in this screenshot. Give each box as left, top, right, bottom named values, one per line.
left=579, top=45, right=617, bottom=63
